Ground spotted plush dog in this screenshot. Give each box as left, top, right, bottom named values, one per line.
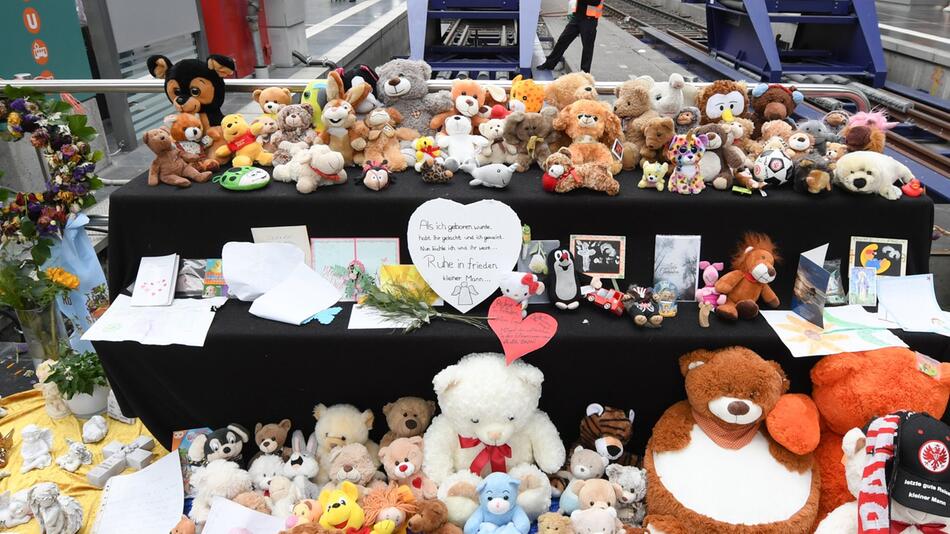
left=666, top=133, right=708, bottom=195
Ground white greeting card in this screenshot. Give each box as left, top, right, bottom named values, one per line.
left=131, top=254, right=179, bottom=307
left=252, top=225, right=312, bottom=267
left=249, top=263, right=343, bottom=325
left=653, top=235, right=700, bottom=300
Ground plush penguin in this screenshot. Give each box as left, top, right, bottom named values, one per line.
left=547, top=248, right=582, bottom=311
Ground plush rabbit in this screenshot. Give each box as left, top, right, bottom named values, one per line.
left=284, top=430, right=320, bottom=499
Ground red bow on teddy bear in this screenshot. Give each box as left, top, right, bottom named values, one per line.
left=458, top=435, right=511, bottom=475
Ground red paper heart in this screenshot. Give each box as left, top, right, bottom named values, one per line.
left=488, top=296, right=558, bottom=365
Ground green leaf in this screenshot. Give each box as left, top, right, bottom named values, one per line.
left=90, top=150, right=103, bottom=163
left=88, top=175, right=103, bottom=190
left=52, top=100, right=72, bottom=114
left=31, top=241, right=51, bottom=266
left=19, top=218, right=37, bottom=239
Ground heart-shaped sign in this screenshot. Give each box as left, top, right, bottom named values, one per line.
left=488, top=296, right=557, bottom=364
left=408, top=199, right=522, bottom=313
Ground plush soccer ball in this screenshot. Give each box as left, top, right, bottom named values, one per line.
left=753, top=150, right=794, bottom=186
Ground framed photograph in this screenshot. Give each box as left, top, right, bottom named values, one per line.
left=849, top=266, right=878, bottom=306
left=311, top=238, right=400, bottom=301
left=653, top=235, right=702, bottom=300
left=849, top=236, right=907, bottom=276
left=570, top=235, right=626, bottom=279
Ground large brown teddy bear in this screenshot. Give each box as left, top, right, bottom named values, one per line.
left=553, top=100, right=623, bottom=175
left=809, top=348, right=950, bottom=522
left=633, top=117, right=674, bottom=168
left=381, top=397, right=438, bottom=447
left=697, top=80, right=750, bottom=125
left=408, top=499, right=463, bottom=534
left=613, top=79, right=658, bottom=170
left=645, top=347, right=821, bottom=534
left=544, top=72, right=598, bottom=110
left=749, top=83, right=803, bottom=139
left=503, top=108, right=561, bottom=172
left=144, top=128, right=212, bottom=187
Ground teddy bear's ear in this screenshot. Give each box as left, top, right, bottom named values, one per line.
left=206, top=55, right=235, bottom=78
left=142, top=131, right=152, bottom=145
left=318, top=488, right=332, bottom=507
left=486, top=85, right=507, bottom=104
left=252, top=89, right=263, bottom=102
left=475, top=478, right=487, bottom=494
left=433, top=364, right=461, bottom=396
left=408, top=436, right=424, bottom=449
left=281, top=87, right=293, bottom=100
left=382, top=402, right=394, bottom=417
left=313, top=403, right=328, bottom=422
left=279, top=419, right=292, bottom=432
left=362, top=409, right=375, bottom=430
left=514, top=362, right=544, bottom=390
left=605, top=463, right=619, bottom=478
left=766, top=360, right=790, bottom=393
left=425, top=399, right=437, bottom=416
left=810, top=353, right=862, bottom=387
left=378, top=445, right=388, bottom=460
left=678, top=349, right=712, bottom=376
left=255, top=422, right=263, bottom=435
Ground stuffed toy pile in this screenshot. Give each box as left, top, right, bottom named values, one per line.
left=143, top=55, right=918, bottom=199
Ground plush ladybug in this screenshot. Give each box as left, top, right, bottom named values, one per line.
left=356, top=160, right=393, bottom=191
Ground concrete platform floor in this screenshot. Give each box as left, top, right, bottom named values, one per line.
left=877, top=1, right=950, bottom=42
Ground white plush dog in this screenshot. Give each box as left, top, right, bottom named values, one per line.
left=273, top=144, right=348, bottom=194
left=423, top=353, right=566, bottom=525
left=833, top=151, right=914, bottom=200
left=189, top=459, right=253, bottom=525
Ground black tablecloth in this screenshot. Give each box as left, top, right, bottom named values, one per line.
left=101, top=170, right=940, bottom=452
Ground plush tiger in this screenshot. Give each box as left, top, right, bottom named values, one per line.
left=550, top=403, right=637, bottom=495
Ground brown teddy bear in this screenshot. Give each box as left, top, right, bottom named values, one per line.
left=252, top=419, right=292, bottom=462
left=633, top=117, right=675, bottom=167
left=645, top=347, right=821, bottom=534
left=694, top=123, right=750, bottom=190
left=569, top=479, right=623, bottom=511
left=271, top=104, right=319, bottom=165
left=502, top=108, right=561, bottom=172
left=167, top=113, right=222, bottom=172
left=381, top=397, right=437, bottom=447
left=254, top=115, right=280, bottom=153
left=758, top=119, right=794, bottom=144
left=253, top=86, right=293, bottom=118
left=234, top=491, right=272, bottom=514
left=538, top=512, right=574, bottom=534
left=696, top=80, right=750, bottom=125
left=352, top=107, right=410, bottom=172
left=749, top=83, right=803, bottom=138
left=542, top=148, right=619, bottom=196
left=378, top=437, right=437, bottom=500
left=722, top=118, right=761, bottom=157
left=553, top=100, right=623, bottom=175
left=408, top=499, right=463, bottom=534
left=544, top=72, right=598, bottom=110
left=612, top=79, right=657, bottom=171
left=144, top=128, right=212, bottom=187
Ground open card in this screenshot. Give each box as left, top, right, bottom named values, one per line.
left=792, top=244, right=830, bottom=327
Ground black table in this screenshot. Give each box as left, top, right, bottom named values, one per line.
left=99, top=170, right=941, bottom=452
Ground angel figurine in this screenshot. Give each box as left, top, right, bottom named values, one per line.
left=28, top=483, right=83, bottom=534
left=20, top=424, right=53, bottom=473
left=34, top=360, right=70, bottom=420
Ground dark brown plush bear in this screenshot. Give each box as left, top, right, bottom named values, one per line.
left=380, top=397, right=437, bottom=447
left=613, top=79, right=657, bottom=170
left=634, top=117, right=675, bottom=166
left=750, top=83, right=803, bottom=139
left=502, top=108, right=561, bottom=172
left=252, top=419, right=293, bottom=462
left=408, top=499, right=463, bottom=534
left=144, top=128, right=211, bottom=187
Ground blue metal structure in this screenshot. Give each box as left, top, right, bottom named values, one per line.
left=407, top=0, right=541, bottom=77
left=702, top=0, right=888, bottom=87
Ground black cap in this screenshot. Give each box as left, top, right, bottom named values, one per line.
left=889, top=412, right=950, bottom=517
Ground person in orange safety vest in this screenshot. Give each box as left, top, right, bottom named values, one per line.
left=538, top=0, right=603, bottom=73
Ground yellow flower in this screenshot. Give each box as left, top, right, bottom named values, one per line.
left=45, top=267, right=79, bottom=290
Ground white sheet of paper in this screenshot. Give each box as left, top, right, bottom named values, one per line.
left=249, top=263, right=343, bottom=325
left=802, top=243, right=828, bottom=266
left=348, top=304, right=414, bottom=329
left=761, top=310, right=907, bottom=358
left=131, top=253, right=179, bottom=307
left=92, top=452, right=184, bottom=534
left=82, top=295, right=226, bottom=347
left=878, top=274, right=947, bottom=333
left=222, top=242, right=305, bottom=301
left=201, top=496, right=287, bottom=534
left=407, top=198, right=522, bottom=313
left=823, top=305, right=896, bottom=331
left=252, top=225, right=312, bottom=267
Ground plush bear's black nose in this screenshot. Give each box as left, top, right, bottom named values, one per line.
left=606, top=445, right=622, bottom=457
left=728, top=401, right=750, bottom=416
left=405, top=419, right=418, bottom=430
left=853, top=178, right=867, bottom=189
left=176, top=96, right=187, bottom=105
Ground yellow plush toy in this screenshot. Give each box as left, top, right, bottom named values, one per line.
left=319, top=481, right=397, bottom=534
left=413, top=136, right=442, bottom=171
left=509, top=75, right=545, bottom=113
left=215, top=113, right=274, bottom=167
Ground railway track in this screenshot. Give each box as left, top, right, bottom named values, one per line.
left=603, top=0, right=950, bottom=176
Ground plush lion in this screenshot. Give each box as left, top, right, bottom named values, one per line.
left=645, top=347, right=821, bottom=534
left=697, top=80, right=750, bottom=125
left=714, top=232, right=781, bottom=321
left=362, top=484, right=418, bottom=534
left=552, top=100, right=624, bottom=175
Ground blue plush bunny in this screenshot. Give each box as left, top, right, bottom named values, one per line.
left=463, top=473, right=531, bottom=534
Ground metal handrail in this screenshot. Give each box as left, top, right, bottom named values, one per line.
left=5, top=78, right=871, bottom=112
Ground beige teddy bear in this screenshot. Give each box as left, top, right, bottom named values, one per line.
left=313, top=403, right=379, bottom=484
left=379, top=437, right=437, bottom=500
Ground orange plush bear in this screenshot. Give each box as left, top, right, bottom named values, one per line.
left=810, top=348, right=950, bottom=521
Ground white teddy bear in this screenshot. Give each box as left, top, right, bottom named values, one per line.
left=833, top=151, right=914, bottom=200
left=423, top=353, right=566, bottom=526
left=189, top=459, right=253, bottom=526
left=635, top=73, right=697, bottom=118
left=605, top=464, right=648, bottom=527
left=312, top=403, right=379, bottom=485
left=438, top=115, right=489, bottom=172
left=476, top=118, right=514, bottom=166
